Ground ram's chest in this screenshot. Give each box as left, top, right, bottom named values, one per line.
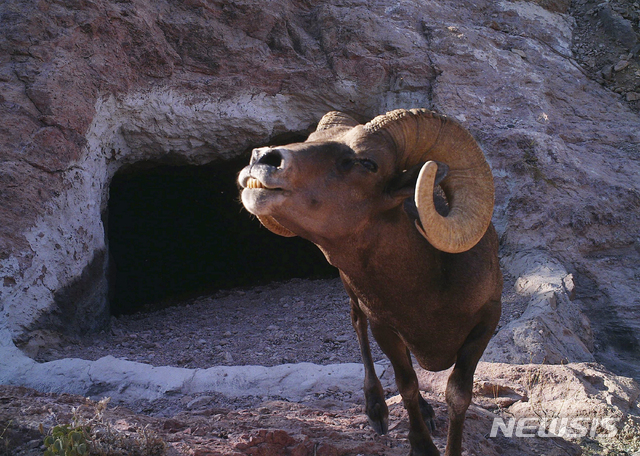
left=353, top=281, right=469, bottom=357
left=355, top=288, right=438, bottom=332
left=351, top=274, right=438, bottom=317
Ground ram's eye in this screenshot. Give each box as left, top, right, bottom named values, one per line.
left=338, top=157, right=355, bottom=172
left=359, top=159, right=378, bottom=173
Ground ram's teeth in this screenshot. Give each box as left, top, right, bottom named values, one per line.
left=247, top=178, right=264, bottom=189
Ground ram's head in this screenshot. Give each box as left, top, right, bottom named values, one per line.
left=238, top=109, right=494, bottom=253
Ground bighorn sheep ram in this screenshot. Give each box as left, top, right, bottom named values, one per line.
left=238, top=109, right=502, bottom=456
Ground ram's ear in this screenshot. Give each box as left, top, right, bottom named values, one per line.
left=432, top=161, right=449, bottom=186
left=387, top=161, right=449, bottom=200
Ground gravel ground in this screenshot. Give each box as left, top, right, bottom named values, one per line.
left=29, top=273, right=527, bottom=420
left=570, top=0, right=640, bottom=110
left=36, top=275, right=527, bottom=371
left=36, top=278, right=384, bottom=368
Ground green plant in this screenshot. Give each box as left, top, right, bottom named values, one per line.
left=40, top=398, right=166, bottom=456
left=43, top=423, right=88, bottom=456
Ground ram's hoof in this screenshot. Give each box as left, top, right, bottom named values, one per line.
left=366, top=401, right=389, bottom=435
left=367, top=414, right=389, bottom=435
left=419, top=394, right=437, bottom=433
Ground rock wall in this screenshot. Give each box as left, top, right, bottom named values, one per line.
left=1, top=0, right=639, bottom=378
left=0, top=0, right=434, bottom=342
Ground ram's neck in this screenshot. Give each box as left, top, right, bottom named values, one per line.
left=315, top=207, right=443, bottom=295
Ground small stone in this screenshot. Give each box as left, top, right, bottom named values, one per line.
left=267, top=325, right=279, bottom=330
left=187, top=396, right=214, bottom=409
left=224, top=351, right=234, bottom=363
left=613, top=60, right=629, bottom=72
left=601, top=64, right=613, bottom=79
left=222, top=331, right=233, bottom=337
left=626, top=92, right=640, bottom=102
left=511, top=49, right=526, bottom=58
left=178, top=356, right=193, bottom=365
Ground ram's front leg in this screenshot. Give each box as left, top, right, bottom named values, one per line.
left=371, top=323, right=439, bottom=456
left=350, top=298, right=389, bottom=435
left=445, top=300, right=501, bottom=456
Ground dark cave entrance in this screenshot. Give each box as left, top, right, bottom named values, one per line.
left=106, top=154, right=338, bottom=316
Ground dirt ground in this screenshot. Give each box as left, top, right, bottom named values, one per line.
left=34, top=276, right=526, bottom=372
left=31, top=275, right=526, bottom=416
left=35, top=278, right=378, bottom=370
left=2, top=382, right=587, bottom=456
left=7, top=273, right=532, bottom=455
left=0, top=272, right=577, bottom=456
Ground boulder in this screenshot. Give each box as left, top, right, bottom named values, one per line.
left=418, top=361, right=640, bottom=450
left=484, top=252, right=594, bottom=364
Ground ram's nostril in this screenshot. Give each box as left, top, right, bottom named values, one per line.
left=257, top=149, right=284, bottom=168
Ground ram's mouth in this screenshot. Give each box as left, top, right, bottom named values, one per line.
left=246, top=177, right=266, bottom=189
left=245, top=177, right=283, bottom=191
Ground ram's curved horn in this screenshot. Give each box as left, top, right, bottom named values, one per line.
left=364, top=109, right=494, bottom=253
left=316, top=111, right=359, bottom=131
left=257, top=215, right=296, bottom=237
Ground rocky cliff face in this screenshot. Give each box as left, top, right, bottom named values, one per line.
left=1, top=0, right=639, bottom=378
left=0, top=0, right=435, bottom=341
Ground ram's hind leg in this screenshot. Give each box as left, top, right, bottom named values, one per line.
left=350, top=299, right=389, bottom=434
left=371, top=323, right=439, bottom=456
left=445, top=300, right=501, bottom=456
